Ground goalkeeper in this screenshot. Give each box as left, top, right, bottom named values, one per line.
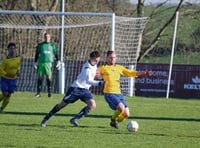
left=34, top=32, right=60, bottom=98
left=40, top=51, right=102, bottom=127
left=98, top=50, right=152, bottom=129
left=0, top=43, right=21, bottom=112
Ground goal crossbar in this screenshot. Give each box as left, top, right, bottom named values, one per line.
left=0, top=10, right=149, bottom=96
left=0, top=10, right=114, bottom=29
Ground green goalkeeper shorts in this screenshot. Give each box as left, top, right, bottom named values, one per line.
left=37, top=63, right=52, bottom=76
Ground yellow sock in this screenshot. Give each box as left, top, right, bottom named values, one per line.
left=111, top=109, right=121, bottom=120
left=116, top=112, right=127, bottom=122
left=1, top=97, right=10, bottom=110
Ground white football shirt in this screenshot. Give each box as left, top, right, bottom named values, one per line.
left=71, top=60, right=100, bottom=89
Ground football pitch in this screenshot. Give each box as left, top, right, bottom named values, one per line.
left=0, top=92, right=200, bottom=148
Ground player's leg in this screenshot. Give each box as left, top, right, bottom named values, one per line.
left=110, top=102, right=125, bottom=129
left=36, top=63, right=44, bottom=97
left=116, top=97, right=129, bottom=122
left=36, top=76, right=43, bottom=97
left=0, top=91, right=12, bottom=111
left=70, top=88, right=94, bottom=126
left=116, top=107, right=129, bottom=122
left=0, top=79, right=16, bottom=112
left=1, top=96, right=11, bottom=111
left=104, top=94, right=125, bottom=129
left=46, top=77, right=52, bottom=98
left=71, top=99, right=96, bottom=126
left=0, top=94, right=5, bottom=102
left=0, top=78, right=7, bottom=104
left=0, top=93, right=6, bottom=112
left=40, top=87, right=76, bottom=127
left=44, top=63, right=52, bottom=98
left=112, top=103, right=125, bottom=119
left=40, top=100, right=67, bottom=127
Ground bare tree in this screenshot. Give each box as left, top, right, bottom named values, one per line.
left=137, top=0, right=144, bottom=17
left=48, top=0, right=59, bottom=11
left=137, top=0, right=184, bottom=61
left=0, top=0, right=18, bottom=10
left=29, top=0, right=59, bottom=11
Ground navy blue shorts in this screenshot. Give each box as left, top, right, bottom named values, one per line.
left=63, top=87, right=93, bottom=103
left=104, top=93, right=128, bottom=110
left=1, top=77, right=17, bottom=93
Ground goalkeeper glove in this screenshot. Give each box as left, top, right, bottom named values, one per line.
left=56, top=61, right=61, bottom=70
left=33, top=62, right=37, bottom=70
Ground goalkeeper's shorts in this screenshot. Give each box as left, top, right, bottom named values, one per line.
left=37, top=63, right=52, bottom=76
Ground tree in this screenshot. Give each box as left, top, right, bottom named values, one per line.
left=137, top=0, right=184, bottom=61
left=29, top=0, right=59, bottom=11
left=0, top=0, right=18, bottom=10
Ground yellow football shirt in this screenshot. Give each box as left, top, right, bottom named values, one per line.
left=99, top=64, right=138, bottom=94
left=0, top=56, right=21, bottom=79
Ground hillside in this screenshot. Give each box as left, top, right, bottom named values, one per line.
left=140, top=5, right=200, bottom=65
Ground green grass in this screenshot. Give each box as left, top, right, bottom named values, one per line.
left=0, top=92, right=200, bottom=148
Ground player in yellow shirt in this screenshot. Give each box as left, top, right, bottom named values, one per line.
left=98, top=50, right=152, bottom=128
left=0, top=43, right=21, bottom=112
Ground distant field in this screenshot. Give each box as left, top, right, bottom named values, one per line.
left=141, top=5, right=200, bottom=65
left=0, top=92, right=200, bottom=148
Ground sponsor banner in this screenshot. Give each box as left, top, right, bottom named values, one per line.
left=135, top=63, right=200, bottom=98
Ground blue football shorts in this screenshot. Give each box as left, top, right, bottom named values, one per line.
left=104, top=93, right=128, bottom=110
left=63, top=87, right=93, bottom=103
left=1, top=77, right=17, bottom=93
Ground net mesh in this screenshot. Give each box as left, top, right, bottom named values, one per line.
left=0, top=11, right=149, bottom=95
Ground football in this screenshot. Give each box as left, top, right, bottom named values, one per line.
left=127, top=120, right=139, bottom=132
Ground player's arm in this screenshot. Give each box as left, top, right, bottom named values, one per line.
left=55, top=53, right=59, bottom=61
left=136, top=70, right=153, bottom=77
left=53, top=44, right=61, bottom=70
left=85, top=68, right=102, bottom=86
left=121, top=66, right=138, bottom=77
left=54, top=53, right=61, bottom=70
left=33, top=45, right=40, bottom=69
left=121, top=65, right=152, bottom=77
left=16, top=57, right=21, bottom=77
left=94, top=69, right=102, bottom=80
left=34, top=45, right=40, bottom=63
left=52, top=43, right=59, bottom=62
left=0, top=60, right=7, bottom=76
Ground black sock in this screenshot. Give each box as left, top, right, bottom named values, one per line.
left=45, top=105, right=60, bottom=120
left=37, top=79, right=42, bottom=94
left=75, top=106, right=91, bottom=120
left=47, top=78, right=51, bottom=94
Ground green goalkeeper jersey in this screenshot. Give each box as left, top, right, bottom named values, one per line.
left=36, top=42, right=57, bottom=63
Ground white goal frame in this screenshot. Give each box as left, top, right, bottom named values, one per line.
left=0, top=10, right=149, bottom=96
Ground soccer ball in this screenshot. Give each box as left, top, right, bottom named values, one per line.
left=127, top=120, right=139, bottom=132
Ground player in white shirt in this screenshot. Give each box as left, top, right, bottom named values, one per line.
left=40, top=51, right=102, bottom=127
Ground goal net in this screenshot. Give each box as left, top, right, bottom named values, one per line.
left=0, top=10, right=149, bottom=96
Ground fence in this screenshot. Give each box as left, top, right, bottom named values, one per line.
left=1, top=61, right=199, bottom=99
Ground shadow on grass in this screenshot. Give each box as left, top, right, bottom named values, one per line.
left=1, top=111, right=200, bottom=122
left=0, top=120, right=107, bottom=130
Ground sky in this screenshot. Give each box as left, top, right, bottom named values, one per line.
left=130, top=0, right=200, bottom=5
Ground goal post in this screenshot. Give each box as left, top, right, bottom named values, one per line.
left=0, top=10, right=149, bottom=96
